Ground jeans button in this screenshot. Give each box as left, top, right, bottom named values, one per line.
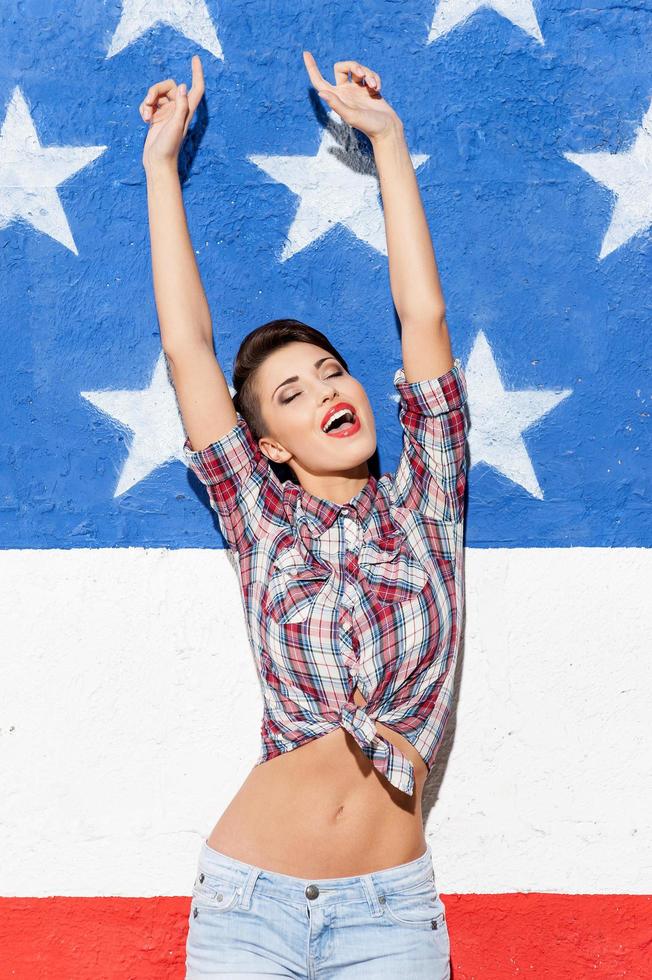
left=305, top=883, right=320, bottom=899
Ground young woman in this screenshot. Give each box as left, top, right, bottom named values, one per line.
left=142, top=50, right=468, bottom=979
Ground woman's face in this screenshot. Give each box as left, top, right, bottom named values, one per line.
left=254, top=341, right=377, bottom=486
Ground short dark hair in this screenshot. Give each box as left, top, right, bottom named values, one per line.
left=232, top=318, right=349, bottom=442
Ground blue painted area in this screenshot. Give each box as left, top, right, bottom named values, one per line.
left=0, top=1, right=649, bottom=548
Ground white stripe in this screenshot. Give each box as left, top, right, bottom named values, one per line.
left=1, top=547, right=650, bottom=894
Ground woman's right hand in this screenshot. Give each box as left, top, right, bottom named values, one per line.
left=140, top=54, right=205, bottom=172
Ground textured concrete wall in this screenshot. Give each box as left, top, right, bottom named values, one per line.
left=1, top=0, right=650, bottom=976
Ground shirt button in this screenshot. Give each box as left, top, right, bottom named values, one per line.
left=305, top=883, right=320, bottom=899
left=341, top=507, right=350, bottom=516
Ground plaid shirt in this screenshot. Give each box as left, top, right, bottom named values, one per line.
left=183, top=357, right=468, bottom=796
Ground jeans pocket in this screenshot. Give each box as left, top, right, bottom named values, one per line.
left=381, top=874, right=446, bottom=931
left=191, top=868, right=242, bottom=913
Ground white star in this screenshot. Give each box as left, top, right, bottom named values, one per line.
left=464, top=331, right=572, bottom=498
left=248, top=110, right=428, bottom=261
left=391, top=331, right=572, bottom=499
left=81, top=352, right=237, bottom=496
left=564, top=98, right=652, bottom=260
left=81, top=352, right=184, bottom=496
left=107, top=0, right=223, bottom=59
left=428, top=0, right=544, bottom=45
left=0, top=87, right=106, bottom=255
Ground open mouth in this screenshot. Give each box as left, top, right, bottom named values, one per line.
left=320, top=403, right=361, bottom=438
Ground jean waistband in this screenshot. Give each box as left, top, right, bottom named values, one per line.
left=195, top=838, right=437, bottom=908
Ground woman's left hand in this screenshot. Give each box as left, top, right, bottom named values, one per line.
left=302, top=51, right=401, bottom=143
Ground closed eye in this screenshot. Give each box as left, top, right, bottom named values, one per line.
left=280, top=370, right=344, bottom=405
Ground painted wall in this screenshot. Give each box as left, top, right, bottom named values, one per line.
left=1, top=0, right=650, bottom=976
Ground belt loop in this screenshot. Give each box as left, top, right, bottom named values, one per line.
left=361, top=873, right=383, bottom=917
left=239, top=865, right=262, bottom=910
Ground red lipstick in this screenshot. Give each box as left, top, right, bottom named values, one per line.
left=320, top=402, right=361, bottom=438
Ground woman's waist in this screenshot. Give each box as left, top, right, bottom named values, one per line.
left=208, top=729, right=428, bottom=877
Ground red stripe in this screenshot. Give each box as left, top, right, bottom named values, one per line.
left=0, top=894, right=649, bottom=978
left=444, top=893, right=651, bottom=978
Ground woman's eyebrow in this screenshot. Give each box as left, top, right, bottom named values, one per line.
left=272, top=356, right=334, bottom=399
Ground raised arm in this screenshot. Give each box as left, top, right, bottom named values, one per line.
left=141, top=55, right=237, bottom=451
left=303, top=51, right=468, bottom=524
left=302, top=51, right=454, bottom=383
left=370, top=120, right=454, bottom=381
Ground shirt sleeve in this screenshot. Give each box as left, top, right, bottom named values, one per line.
left=183, top=414, right=285, bottom=552
left=391, top=356, right=469, bottom=524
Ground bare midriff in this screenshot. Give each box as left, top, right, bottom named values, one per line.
left=206, top=685, right=429, bottom=878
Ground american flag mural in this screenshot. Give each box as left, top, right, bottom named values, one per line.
left=1, top=0, right=650, bottom=977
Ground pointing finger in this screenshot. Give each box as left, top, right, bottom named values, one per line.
left=187, top=54, right=205, bottom=118
left=302, top=50, right=333, bottom=94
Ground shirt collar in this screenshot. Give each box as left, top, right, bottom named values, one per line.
left=283, top=473, right=378, bottom=538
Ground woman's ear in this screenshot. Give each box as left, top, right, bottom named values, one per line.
left=259, top=435, right=292, bottom=466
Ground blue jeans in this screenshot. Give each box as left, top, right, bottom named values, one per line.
left=185, top=838, right=451, bottom=978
